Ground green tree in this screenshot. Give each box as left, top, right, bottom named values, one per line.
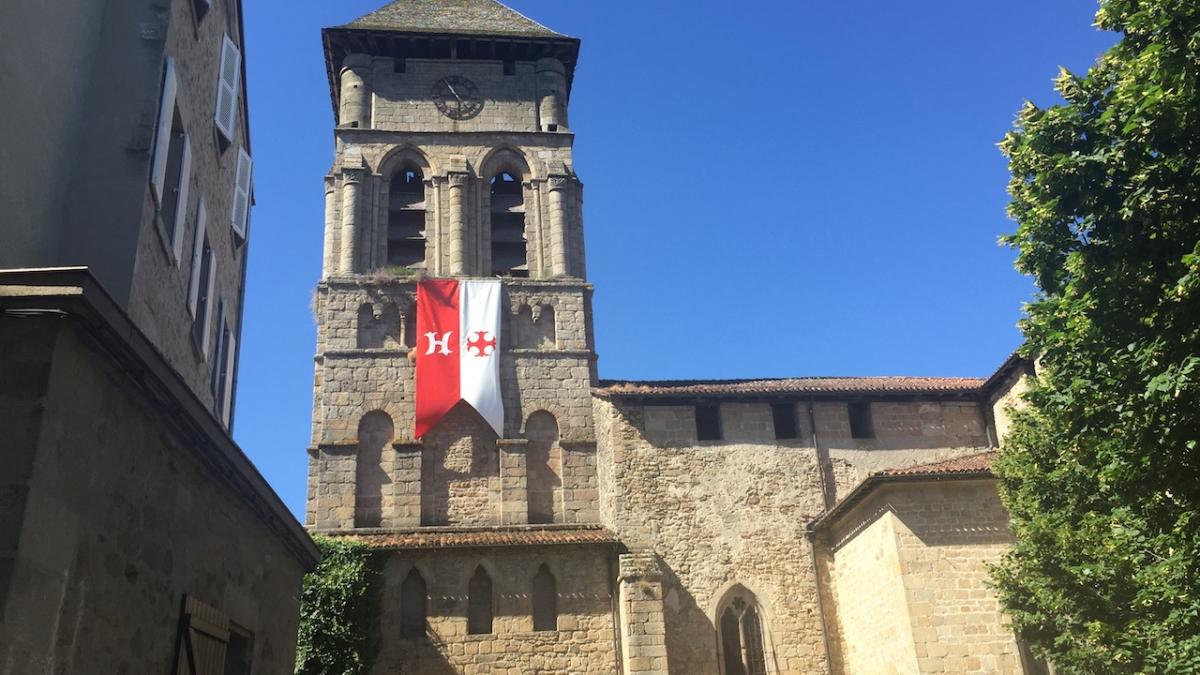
left=992, top=1, right=1200, bottom=671
left=295, top=536, right=379, bottom=675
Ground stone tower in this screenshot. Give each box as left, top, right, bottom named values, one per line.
left=307, top=1, right=620, bottom=671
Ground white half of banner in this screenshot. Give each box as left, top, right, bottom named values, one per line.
left=458, top=279, right=504, bottom=435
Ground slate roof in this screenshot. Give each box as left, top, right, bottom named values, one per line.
left=342, top=0, right=567, bottom=38
left=593, top=376, right=987, bottom=399
left=327, top=525, right=619, bottom=550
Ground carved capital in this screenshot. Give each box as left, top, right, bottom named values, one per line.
left=341, top=167, right=365, bottom=185
left=547, top=175, right=570, bottom=190
left=446, top=171, right=469, bottom=187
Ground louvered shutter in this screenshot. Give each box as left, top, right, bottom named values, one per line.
left=188, top=200, right=207, bottom=315
left=222, top=332, right=236, bottom=425
left=202, top=251, right=217, bottom=357
left=172, top=136, right=192, bottom=263
left=231, top=147, right=252, bottom=238
left=214, top=34, right=241, bottom=141
left=151, top=58, right=178, bottom=202
left=174, top=596, right=229, bottom=675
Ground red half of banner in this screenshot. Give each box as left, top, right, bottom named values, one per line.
left=414, top=279, right=460, bottom=438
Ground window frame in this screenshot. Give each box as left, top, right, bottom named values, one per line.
left=214, top=33, right=242, bottom=142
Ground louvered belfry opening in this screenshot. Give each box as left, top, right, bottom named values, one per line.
left=489, top=172, right=527, bottom=277
left=388, top=167, right=426, bottom=268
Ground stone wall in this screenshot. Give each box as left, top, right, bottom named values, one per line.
left=0, top=315, right=312, bottom=675
left=824, top=481, right=1022, bottom=674
left=594, top=398, right=831, bottom=675
left=372, top=545, right=617, bottom=674
left=594, top=396, right=996, bottom=675
left=824, top=508, right=919, bottom=673
left=127, top=0, right=253, bottom=418
left=370, top=58, right=541, bottom=133
left=308, top=278, right=598, bottom=530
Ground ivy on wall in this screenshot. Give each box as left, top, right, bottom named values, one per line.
left=295, top=535, right=380, bottom=675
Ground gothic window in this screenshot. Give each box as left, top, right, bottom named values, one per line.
left=771, top=403, right=798, bottom=440
left=400, top=568, right=427, bottom=637
left=532, top=564, right=557, bottom=631
left=467, top=566, right=493, bottom=634
left=355, top=410, right=394, bottom=528
left=848, top=401, right=874, bottom=439
left=489, top=172, right=527, bottom=277
left=388, top=167, right=426, bottom=268
left=717, top=588, right=770, bottom=675
left=526, top=411, right=561, bottom=524
left=696, top=405, right=722, bottom=441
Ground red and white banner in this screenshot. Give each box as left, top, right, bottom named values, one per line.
left=414, top=279, right=504, bottom=438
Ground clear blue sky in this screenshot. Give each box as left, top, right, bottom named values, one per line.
left=235, top=1, right=1118, bottom=519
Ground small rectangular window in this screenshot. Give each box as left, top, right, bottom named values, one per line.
left=222, top=624, right=253, bottom=675
left=696, top=405, right=721, bottom=441
left=214, top=34, right=242, bottom=141
left=167, top=132, right=192, bottom=263
left=771, top=403, right=798, bottom=440
left=849, top=402, right=874, bottom=439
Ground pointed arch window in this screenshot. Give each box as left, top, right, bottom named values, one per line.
left=532, top=564, right=557, bottom=631
left=717, top=589, right=770, bottom=675
left=489, top=172, right=527, bottom=277
left=400, top=568, right=427, bottom=637
left=388, top=167, right=425, bottom=268
left=467, top=566, right=494, bottom=634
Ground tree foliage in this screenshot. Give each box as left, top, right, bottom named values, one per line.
left=993, top=0, right=1200, bottom=671
left=295, top=535, right=379, bottom=675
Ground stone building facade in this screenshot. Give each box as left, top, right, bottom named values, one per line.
left=0, top=0, right=316, bottom=672
left=0, top=0, right=256, bottom=427
left=306, top=2, right=1036, bottom=673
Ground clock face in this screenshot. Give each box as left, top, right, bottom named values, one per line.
left=431, top=76, right=484, bottom=120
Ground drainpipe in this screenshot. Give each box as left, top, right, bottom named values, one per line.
left=809, top=398, right=834, bottom=509
left=806, top=524, right=836, bottom=674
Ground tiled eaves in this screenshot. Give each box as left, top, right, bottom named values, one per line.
left=593, top=376, right=988, bottom=401
left=320, top=524, right=621, bottom=551
left=807, top=451, right=998, bottom=534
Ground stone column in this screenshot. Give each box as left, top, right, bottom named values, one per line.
left=536, top=57, right=568, bottom=131
left=391, top=442, right=423, bottom=527
left=321, top=175, right=337, bottom=277
left=618, top=551, right=669, bottom=675
left=498, top=439, right=529, bottom=525
left=447, top=171, right=468, bottom=275
left=314, top=444, right=358, bottom=529
left=547, top=175, right=570, bottom=277
left=339, top=168, right=363, bottom=274
left=339, top=53, right=372, bottom=129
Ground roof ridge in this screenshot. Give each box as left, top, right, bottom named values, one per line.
left=340, top=0, right=569, bottom=38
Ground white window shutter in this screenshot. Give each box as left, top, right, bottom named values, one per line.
left=188, top=200, right=207, bottom=315
left=214, top=34, right=241, bottom=141
left=231, top=147, right=252, bottom=238
left=172, top=135, right=192, bottom=264
left=151, top=58, right=178, bottom=202
left=202, top=252, right=217, bottom=357
left=222, top=332, right=237, bottom=425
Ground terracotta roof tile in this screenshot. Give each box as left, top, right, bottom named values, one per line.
left=327, top=525, right=619, bottom=550
left=594, top=376, right=986, bottom=399
left=876, top=451, right=997, bottom=477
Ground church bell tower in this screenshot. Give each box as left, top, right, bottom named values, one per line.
left=306, top=2, right=618, bottom=670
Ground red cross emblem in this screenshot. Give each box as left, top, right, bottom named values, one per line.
left=466, top=330, right=496, bottom=357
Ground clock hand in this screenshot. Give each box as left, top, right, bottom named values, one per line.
left=445, top=82, right=463, bottom=104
